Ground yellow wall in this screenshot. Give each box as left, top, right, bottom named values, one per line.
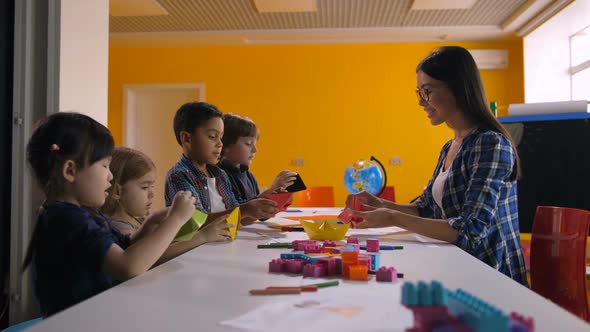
left=109, top=40, right=524, bottom=206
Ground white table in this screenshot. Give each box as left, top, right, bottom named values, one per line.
left=26, top=208, right=589, bottom=331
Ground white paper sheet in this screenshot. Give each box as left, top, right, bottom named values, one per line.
left=220, top=282, right=412, bottom=332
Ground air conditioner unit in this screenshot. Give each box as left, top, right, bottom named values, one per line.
left=468, top=49, right=509, bottom=70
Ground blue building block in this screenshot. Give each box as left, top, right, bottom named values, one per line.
left=402, top=281, right=527, bottom=332
left=402, top=282, right=418, bottom=306
left=446, top=288, right=509, bottom=332
left=431, top=281, right=448, bottom=305
left=418, top=281, right=433, bottom=306
left=368, top=252, right=381, bottom=271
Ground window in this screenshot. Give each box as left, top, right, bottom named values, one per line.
left=570, top=25, right=590, bottom=101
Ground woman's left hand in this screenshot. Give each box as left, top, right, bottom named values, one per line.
left=346, top=207, right=397, bottom=228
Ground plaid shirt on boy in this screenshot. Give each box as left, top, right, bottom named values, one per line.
left=414, top=128, right=528, bottom=286
left=165, top=154, right=239, bottom=212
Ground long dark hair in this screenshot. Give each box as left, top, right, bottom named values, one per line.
left=417, top=46, right=520, bottom=180
left=22, top=112, right=114, bottom=270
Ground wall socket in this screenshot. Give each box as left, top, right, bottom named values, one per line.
left=389, top=155, right=402, bottom=166
left=291, top=157, right=304, bottom=166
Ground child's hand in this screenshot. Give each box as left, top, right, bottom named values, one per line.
left=270, top=170, right=297, bottom=192
left=199, top=213, right=233, bottom=242
left=168, top=191, right=196, bottom=225
left=242, top=198, right=278, bottom=220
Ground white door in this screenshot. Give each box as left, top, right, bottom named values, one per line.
left=123, top=84, right=205, bottom=211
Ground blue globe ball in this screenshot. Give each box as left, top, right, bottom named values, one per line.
left=344, top=159, right=385, bottom=195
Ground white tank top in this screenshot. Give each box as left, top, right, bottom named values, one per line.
left=206, top=177, right=227, bottom=213
left=432, top=166, right=450, bottom=216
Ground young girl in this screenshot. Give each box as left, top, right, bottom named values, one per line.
left=218, top=113, right=297, bottom=203
left=23, top=112, right=198, bottom=317
left=101, top=147, right=232, bottom=261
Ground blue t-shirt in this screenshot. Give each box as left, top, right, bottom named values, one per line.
left=32, top=201, right=131, bottom=316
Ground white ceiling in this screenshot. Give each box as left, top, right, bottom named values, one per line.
left=109, top=0, right=573, bottom=46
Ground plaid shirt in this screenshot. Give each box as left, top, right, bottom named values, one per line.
left=165, top=154, right=239, bottom=212
left=414, top=128, right=528, bottom=286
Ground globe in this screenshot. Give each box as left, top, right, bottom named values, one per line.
left=344, top=156, right=387, bottom=195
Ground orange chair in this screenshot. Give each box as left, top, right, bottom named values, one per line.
left=296, top=186, right=335, bottom=207
left=530, top=206, right=590, bottom=321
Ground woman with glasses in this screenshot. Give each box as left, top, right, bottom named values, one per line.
left=346, top=46, right=527, bottom=286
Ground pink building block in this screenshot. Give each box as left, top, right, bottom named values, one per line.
left=317, top=257, right=338, bottom=276
left=303, top=243, right=323, bottom=254
left=268, top=259, right=286, bottom=273
left=510, top=312, right=535, bottom=332
left=347, top=236, right=359, bottom=244
left=406, top=306, right=471, bottom=332
left=302, top=263, right=327, bottom=278
left=376, top=266, right=398, bottom=282
left=322, top=240, right=338, bottom=247
left=285, top=259, right=306, bottom=274
left=366, top=238, right=380, bottom=252
left=358, top=255, right=371, bottom=271
left=292, top=240, right=316, bottom=251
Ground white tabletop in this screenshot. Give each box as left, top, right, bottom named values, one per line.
left=26, top=208, right=589, bottom=331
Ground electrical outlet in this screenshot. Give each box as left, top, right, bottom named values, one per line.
left=389, top=155, right=402, bottom=166
left=292, top=157, right=304, bottom=166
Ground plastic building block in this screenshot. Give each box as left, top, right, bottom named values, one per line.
left=317, top=257, right=338, bottom=276
left=366, top=238, right=380, bottom=252
left=323, top=247, right=336, bottom=254
left=291, top=240, right=317, bottom=251
left=406, top=306, right=471, bottom=332
left=302, top=263, right=327, bottom=278
left=376, top=266, right=398, bottom=282
left=368, top=252, right=381, bottom=271
left=358, top=255, right=371, bottom=271
left=303, top=243, right=323, bottom=254
left=322, top=240, right=338, bottom=247
left=281, top=251, right=304, bottom=259
left=268, top=259, right=286, bottom=273
left=341, top=251, right=359, bottom=263
left=347, top=236, right=359, bottom=244
left=348, top=265, right=369, bottom=281
left=285, top=259, right=306, bottom=274
left=509, top=312, right=534, bottom=332
left=447, top=288, right=509, bottom=332
left=402, top=281, right=534, bottom=332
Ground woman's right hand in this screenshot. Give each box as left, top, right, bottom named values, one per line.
left=345, top=191, right=383, bottom=209
left=168, top=191, right=196, bottom=225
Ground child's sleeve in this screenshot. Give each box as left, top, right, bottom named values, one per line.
left=165, top=171, right=205, bottom=211
left=220, top=171, right=240, bottom=209
left=61, top=212, right=120, bottom=272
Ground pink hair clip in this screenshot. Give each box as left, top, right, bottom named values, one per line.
left=50, top=144, right=60, bottom=152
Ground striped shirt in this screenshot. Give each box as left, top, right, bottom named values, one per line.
left=414, top=128, right=528, bottom=286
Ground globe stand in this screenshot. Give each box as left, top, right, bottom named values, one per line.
left=370, top=156, right=387, bottom=197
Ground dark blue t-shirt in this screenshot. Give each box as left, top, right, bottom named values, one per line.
left=32, top=201, right=130, bottom=316
left=218, top=158, right=260, bottom=204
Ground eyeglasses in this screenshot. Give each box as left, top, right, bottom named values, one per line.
left=415, top=87, right=433, bottom=102
left=415, top=84, right=445, bottom=102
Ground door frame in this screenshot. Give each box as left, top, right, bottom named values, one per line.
left=122, top=83, right=205, bottom=147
